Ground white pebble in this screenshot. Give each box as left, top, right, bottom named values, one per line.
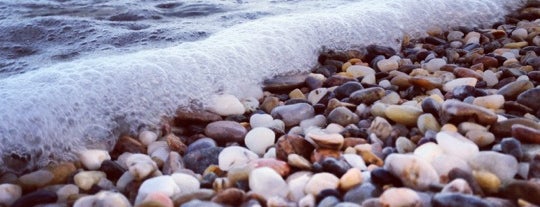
left=377, top=59, right=399, bottom=72
left=249, top=167, right=289, bottom=199
left=413, top=142, right=443, bottom=165
left=78, top=149, right=111, bottom=170
left=74, top=171, right=106, bottom=191
left=208, top=94, right=245, bottom=116
left=126, top=153, right=158, bottom=180
left=0, top=184, right=21, bottom=206
left=171, top=173, right=200, bottom=196
left=136, top=176, right=179, bottom=205
left=304, top=173, right=339, bottom=195
left=250, top=113, right=274, bottom=128
left=384, top=154, right=439, bottom=190
left=423, top=58, right=446, bottom=72
left=245, top=127, right=276, bottom=155
left=218, top=146, right=259, bottom=171
left=308, top=88, right=328, bottom=105
left=442, top=77, right=477, bottom=92
left=139, top=131, right=158, bottom=146
left=74, top=191, right=130, bottom=207
left=436, top=131, right=479, bottom=161
left=346, top=65, right=375, bottom=78
left=242, top=97, right=260, bottom=113
left=511, top=28, right=528, bottom=39
left=57, top=184, right=79, bottom=203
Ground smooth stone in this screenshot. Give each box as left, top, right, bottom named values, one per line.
left=436, top=131, right=479, bottom=161
left=334, top=82, right=364, bottom=100
left=321, top=157, right=351, bottom=177
left=491, top=118, right=540, bottom=138
left=483, top=70, right=499, bottom=87
left=205, top=121, right=247, bottom=144
left=288, top=154, right=312, bottom=170
left=443, top=78, right=477, bottom=92
left=512, top=124, right=540, bottom=144
left=275, top=134, right=314, bottom=161
left=56, top=184, right=79, bottom=203
left=11, top=190, right=57, bottom=207
left=367, top=45, right=396, bottom=57
left=175, top=110, right=222, bottom=123
left=384, top=154, right=439, bottom=190
left=453, top=67, right=483, bottom=80
left=271, top=103, right=315, bottom=127
left=500, top=180, right=540, bottom=205
left=421, top=97, right=442, bottom=117
left=245, top=127, right=276, bottom=155
left=327, top=106, right=359, bottom=126
left=140, top=192, right=174, bottom=207
left=432, top=193, right=490, bottom=207
left=289, top=88, right=306, bottom=100
left=181, top=200, right=223, bottom=207
left=298, top=194, right=316, bottom=207
left=424, top=58, right=447, bottom=72
left=529, top=154, right=540, bottom=178
left=249, top=158, right=290, bottom=177
left=18, top=169, right=54, bottom=189
left=183, top=147, right=222, bottom=174
left=249, top=113, right=274, bottom=128
left=304, top=172, right=340, bottom=195
left=464, top=31, right=481, bottom=44
left=211, top=188, right=245, bottom=206
left=517, top=88, right=540, bottom=111
left=380, top=91, right=400, bottom=105
left=300, top=115, right=327, bottom=131
left=440, top=99, right=497, bottom=125
left=497, top=80, right=534, bottom=100
left=318, top=196, right=340, bottom=207
left=346, top=65, right=375, bottom=78
left=249, top=167, right=289, bottom=199
left=473, top=170, right=500, bottom=194
left=349, top=87, right=386, bottom=105
left=447, top=31, right=464, bottom=41
left=307, top=88, right=328, bottom=105
left=306, top=132, right=344, bottom=150
left=441, top=178, right=473, bottom=194
left=136, top=176, right=179, bottom=204
left=113, top=135, right=146, bottom=155
left=187, top=138, right=217, bottom=153
left=370, top=168, right=402, bottom=187
left=171, top=173, right=200, bottom=196
left=384, top=105, right=423, bottom=126
left=74, top=191, right=130, bottom=207
left=431, top=154, right=472, bottom=183
left=77, top=149, right=111, bottom=171
left=343, top=183, right=381, bottom=204
left=395, top=137, right=416, bottom=154
left=126, top=153, right=158, bottom=180
left=473, top=56, right=499, bottom=68
left=468, top=151, right=518, bottom=182
left=218, top=146, right=258, bottom=171
left=472, top=94, right=505, bottom=110
left=465, top=130, right=495, bottom=147
left=500, top=138, right=523, bottom=161
left=409, top=77, right=443, bottom=90
left=343, top=154, right=367, bottom=170
left=261, top=96, right=280, bottom=113
left=379, top=188, right=421, bottom=207
left=340, top=168, right=363, bottom=191
left=139, top=131, right=158, bottom=146
left=0, top=184, right=21, bottom=206
left=263, top=74, right=307, bottom=92
left=74, top=171, right=106, bottom=191
left=414, top=142, right=443, bottom=163
left=287, top=171, right=313, bottom=202
left=417, top=113, right=441, bottom=134
left=377, top=59, right=399, bottom=73
left=208, top=94, right=245, bottom=116
left=368, top=117, right=393, bottom=140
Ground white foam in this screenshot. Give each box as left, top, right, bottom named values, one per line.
left=0, top=0, right=524, bottom=172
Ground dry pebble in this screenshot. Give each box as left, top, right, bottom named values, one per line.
left=6, top=5, right=540, bottom=206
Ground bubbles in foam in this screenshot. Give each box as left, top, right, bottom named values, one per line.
left=0, top=0, right=524, bottom=172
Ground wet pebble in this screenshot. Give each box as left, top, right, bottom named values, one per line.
left=432, top=193, right=490, bottom=207
left=245, top=127, right=275, bottom=155
left=218, top=146, right=258, bottom=171
left=349, top=87, right=386, bottom=105
left=384, top=153, right=439, bottom=190
left=384, top=105, right=423, bottom=126
left=271, top=103, right=315, bottom=127
left=468, top=151, right=518, bottom=182
left=205, top=121, right=247, bottom=144
left=327, top=106, right=360, bottom=126
left=304, top=172, right=340, bottom=195
left=11, top=190, right=57, bottom=207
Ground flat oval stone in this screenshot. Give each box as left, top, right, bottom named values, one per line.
left=465, top=130, right=495, bottom=147
left=11, top=190, right=57, bottom=207
left=306, top=132, right=344, bottom=150
left=384, top=105, right=423, bottom=126
left=472, top=94, right=505, bottom=110
left=468, top=151, right=518, bottom=182
left=436, top=131, right=479, bottom=161
left=346, top=65, right=375, bottom=78
left=432, top=193, right=490, bottom=207
left=349, top=87, right=386, bottom=105
left=249, top=167, right=289, bottom=199
left=275, top=134, right=314, bottom=161
left=368, top=117, right=393, bottom=140
left=440, top=99, right=497, bottom=125
left=0, top=184, right=21, bottom=206
left=208, top=94, right=245, bottom=116
left=500, top=180, right=540, bottom=205
left=441, top=178, right=473, bottom=194
left=271, top=103, right=315, bottom=127
left=218, top=146, right=258, bottom=171
left=443, top=78, right=477, bottom=92
left=517, top=88, right=540, bottom=111
left=417, top=113, right=441, bottom=134
left=497, top=80, right=534, bottom=100
left=339, top=168, right=363, bottom=191
left=431, top=154, right=472, bottom=183
left=245, top=127, right=276, bottom=155
left=491, top=118, right=540, bottom=138
left=183, top=147, right=222, bottom=174
left=343, top=182, right=381, bottom=204
left=379, top=188, right=421, bottom=207
left=327, top=106, right=359, bottom=126
left=384, top=153, right=439, bottom=190
left=512, top=124, right=540, bottom=144
left=205, top=121, right=247, bottom=144
left=409, top=77, right=442, bottom=90
left=453, top=67, right=483, bottom=79
left=263, top=74, right=307, bottom=92
left=304, top=172, right=340, bottom=195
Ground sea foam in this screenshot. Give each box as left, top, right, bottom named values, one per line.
left=0, top=0, right=524, bottom=172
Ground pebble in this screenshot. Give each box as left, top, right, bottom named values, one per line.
left=343, top=183, right=381, bottom=204
left=288, top=154, right=312, bottom=170
left=140, top=192, right=174, bottom=207
left=417, top=113, right=441, bottom=134
left=334, top=81, right=364, bottom=99
left=187, top=138, right=217, bottom=153
left=349, top=87, right=386, bottom=105
left=0, top=184, right=21, bottom=206
left=183, top=147, right=222, bottom=174
left=171, top=173, right=200, bottom=196
left=74, top=191, right=130, bottom=207
left=138, top=130, right=158, bottom=146
left=18, top=169, right=54, bottom=189
left=304, top=172, right=340, bottom=195
left=395, top=137, right=416, bottom=154
left=126, top=153, right=158, bottom=180
left=300, top=115, right=327, bottom=131
left=413, top=142, right=443, bottom=163
left=245, top=127, right=276, bottom=155
left=327, top=106, right=360, bottom=126
left=74, top=171, right=106, bottom=191
left=275, top=134, right=314, bottom=161
left=473, top=170, right=501, bottom=194
left=136, top=176, right=179, bottom=205
left=271, top=103, right=315, bottom=127
left=211, top=188, right=245, bottom=206
left=440, top=99, right=498, bottom=125
left=11, top=190, right=57, bottom=207
left=424, top=58, right=447, bottom=72
left=483, top=70, right=499, bottom=87
left=343, top=153, right=367, bottom=170
left=347, top=65, right=375, bottom=78
left=436, top=131, right=479, bottom=161
left=442, top=77, right=478, bottom=92
left=441, top=178, right=473, bottom=194
left=431, top=154, right=472, bottom=183
left=340, top=168, right=363, bottom=191
left=249, top=167, right=289, bottom=199
left=500, top=138, right=523, bottom=161
left=432, top=193, right=490, bottom=207
left=287, top=171, right=312, bottom=202
left=500, top=180, right=540, bottom=205
left=208, top=94, right=245, bottom=116
left=529, top=154, right=540, bottom=178
left=472, top=94, right=505, bottom=110
left=377, top=58, right=399, bottom=72
left=307, top=88, right=328, bottom=105
left=368, top=117, right=393, bottom=140
left=517, top=88, right=540, bottom=111
left=379, top=188, right=421, bottom=207
left=468, top=151, right=518, bottom=182
left=497, top=80, right=534, bottom=100
left=384, top=105, right=423, bottom=126
left=218, top=146, right=259, bottom=171
left=384, top=153, right=439, bottom=190
left=512, top=124, right=540, bottom=144
left=205, top=121, right=247, bottom=144
left=465, top=130, right=495, bottom=147
left=306, top=132, right=344, bottom=150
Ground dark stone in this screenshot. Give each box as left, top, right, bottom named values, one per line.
left=334, top=82, right=364, bottom=100
left=422, top=97, right=441, bottom=118
left=99, top=160, right=126, bottom=181
left=402, top=86, right=425, bottom=100
left=320, top=157, right=350, bottom=177
left=324, top=60, right=345, bottom=70
left=497, top=80, right=534, bottom=100
left=284, top=98, right=311, bottom=105
left=528, top=71, right=540, bottom=82
left=111, top=135, right=146, bottom=158
left=224, top=114, right=248, bottom=123
left=500, top=180, right=540, bottom=205
left=211, top=188, right=245, bottom=206
left=316, top=189, right=341, bottom=203
left=500, top=138, right=523, bottom=161
left=517, top=88, right=540, bottom=112
left=204, top=121, right=247, bottom=144
left=452, top=85, right=477, bottom=100
left=12, top=190, right=57, bottom=207
left=343, top=182, right=381, bottom=204
left=263, top=74, right=307, bottom=92
left=491, top=118, right=540, bottom=138
left=314, top=65, right=338, bottom=77
left=349, top=87, right=386, bottom=105
left=432, top=193, right=490, bottom=207
left=370, top=168, right=402, bottom=187
left=183, top=147, right=223, bottom=174
left=367, top=45, right=396, bottom=58
left=175, top=110, right=222, bottom=123
left=325, top=75, right=357, bottom=87
left=340, top=128, right=368, bottom=139
left=275, top=134, right=314, bottom=161
left=529, top=154, right=540, bottom=179
left=440, top=100, right=497, bottom=125
left=201, top=172, right=217, bottom=188
left=306, top=75, right=324, bottom=90
left=503, top=101, right=534, bottom=116
left=187, top=138, right=217, bottom=153
left=425, top=36, right=447, bottom=45
left=448, top=168, right=484, bottom=196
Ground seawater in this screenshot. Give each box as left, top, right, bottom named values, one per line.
left=0, top=0, right=524, bottom=172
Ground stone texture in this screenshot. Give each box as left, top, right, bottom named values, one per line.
left=271, top=103, right=315, bottom=127
left=205, top=121, right=247, bottom=144
left=384, top=154, right=439, bottom=190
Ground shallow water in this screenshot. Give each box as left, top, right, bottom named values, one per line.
left=0, top=0, right=524, bottom=172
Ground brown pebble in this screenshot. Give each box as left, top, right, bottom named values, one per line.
left=342, top=138, right=368, bottom=150
left=491, top=118, right=540, bottom=138
left=512, top=124, right=540, bottom=144
left=113, top=135, right=146, bottom=156
left=311, top=148, right=341, bottom=163
left=211, top=188, right=245, bottom=206
left=175, top=110, right=222, bottom=123
left=473, top=56, right=499, bottom=68
left=408, top=77, right=442, bottom=90
left=440, top=99, right=497, bottom=126
left=249, top=158, right=291, bottom=177
left=260, top=96, right=281, bottom=114
left=275, top=134, right=314, bottom=161
left=165, top=134, right=187, bottom=155
left=453, top=67, right=483, bottom=80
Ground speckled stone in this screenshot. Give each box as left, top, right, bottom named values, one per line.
left=440, top=99, right=497, bottom=125
left=384, top=153, right=439, bottom=190
left=349, top=87, right=386, bottom=105
left=327, top=106, right=360, bottom=126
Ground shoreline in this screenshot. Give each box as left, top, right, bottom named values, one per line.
left=1, top=2, right=540, bottom=207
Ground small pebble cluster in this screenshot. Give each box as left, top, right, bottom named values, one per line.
left=1, top=2, right=540, bottom=207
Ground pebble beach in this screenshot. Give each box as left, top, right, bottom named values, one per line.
left=1, top=1, right=540, bottom=207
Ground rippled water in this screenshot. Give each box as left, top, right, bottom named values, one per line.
left=0, top=0, right=524, bottom=172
